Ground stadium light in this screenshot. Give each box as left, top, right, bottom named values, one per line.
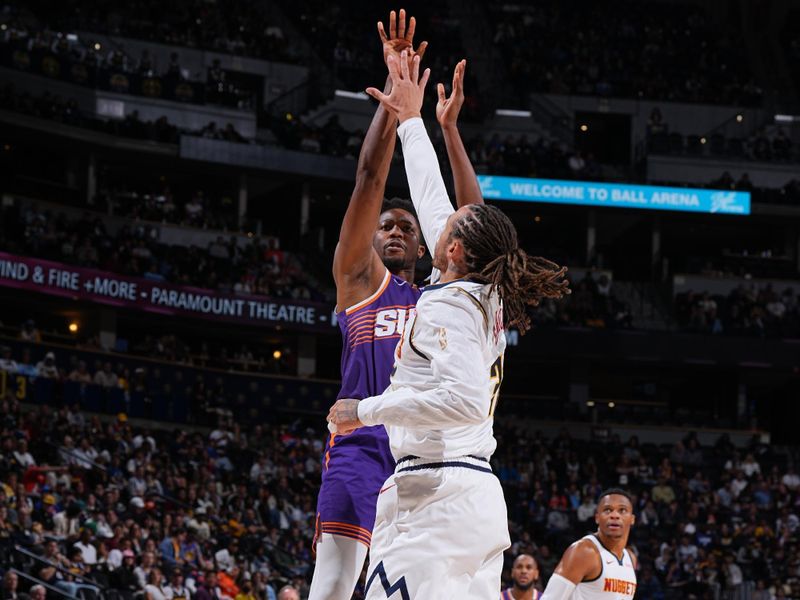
left=272, top=350, right=282, bottom=360
left=495, top=109, right=532, bottom=118
left=334, top=90, right=369, bottom=101
left=735, top=114, right=743, bottom=123
left=579, top=124, right=588, bottom=132
left=68, top=322, right=79, bottom=334
left=775, top=114, right=799, bottom=123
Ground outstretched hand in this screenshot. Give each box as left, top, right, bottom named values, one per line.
left=366, top=51, right=430, bottom=124
left=436, top=59, right=467, bottom=129
left=378, top=8, right=428, bottom=70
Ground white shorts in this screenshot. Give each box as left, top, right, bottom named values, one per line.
left=364, top=455, right=510, bottom=600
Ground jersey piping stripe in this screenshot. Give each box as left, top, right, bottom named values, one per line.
left=397, top=460, right=492, bottom=474
left=346, top=303, right=417, bottom=327
left=344, top=270, right=391, bottom=315
left=350, top=334, right=402, bottom=350
left=451, top=286, right=489, bottom=331
left=406, top=313, right=430, bottom=361
left=320, top=521, right=372, bottom=546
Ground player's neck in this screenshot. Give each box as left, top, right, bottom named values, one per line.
left=596, top=531, right=628, bottom=558
left=392, top=266, right=415, bottom=284
left=511, top=587, right=535, bottom=600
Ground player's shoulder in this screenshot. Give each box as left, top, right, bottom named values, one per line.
left=564, top=536, right=603, bottom=564
left=420, top=279, right=492, bottom=326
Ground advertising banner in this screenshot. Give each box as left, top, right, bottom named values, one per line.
left=0, top=252, right=337, bottom=332
left=478, top=175, right=751, bottom=215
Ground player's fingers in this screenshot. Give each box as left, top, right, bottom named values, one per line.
left=416, top=40, right=428, bottom=60
left=389, top=10, right=397, bottom=39
left=398, top=8, right=406, bottom=39
left=365, top=87, right=389, bottom=104
left=419, top=67, right=431, bottom=92
left=386, top=53, right=401, bottom=80
left=437, top=82, right=446, bottom=104
left=406, top=15, right=416, bottom=42
left=411, top=54, right=420, bottom=83
left=399, top=50, right=410, bottom=80
left=377, top=21, right=388, bottom=44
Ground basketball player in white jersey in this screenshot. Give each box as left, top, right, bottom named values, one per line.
left=327, top=50, right=569, bottom=599
left=501, top=554, right=541, bottom=600
left=540, top=489, right=637, bottom=600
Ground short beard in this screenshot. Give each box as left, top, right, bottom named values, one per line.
left=382, top=256, right=407, bottom=272
left=514, top=580, right=535, bottom=591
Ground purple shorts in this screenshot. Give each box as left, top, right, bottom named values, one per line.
left=315, top=425, right=395, bottom=547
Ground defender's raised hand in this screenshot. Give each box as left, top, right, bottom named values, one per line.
left=378, top=8, right=428, bottom=69
left=366, top=51, right=431, bottom=124
left=436, top=59, right=467, bottom=129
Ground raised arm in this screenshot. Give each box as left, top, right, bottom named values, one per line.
left=333, top=10, right=426, bottom=309
left=436, top=60, right=483, bottom=208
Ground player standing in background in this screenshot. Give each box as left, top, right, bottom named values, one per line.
left=502, top=554, right=542, bottom=600
left=539, top=489, right=637, bottom=600
left=328, top=50, right=569, bottom=599
left=309, top=9, right=484, bottom=600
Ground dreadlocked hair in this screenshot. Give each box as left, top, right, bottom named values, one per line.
left=450, top=204, right=570, bottom=334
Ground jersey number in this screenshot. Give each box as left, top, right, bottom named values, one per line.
left=488, top=355, right=504, bottom=417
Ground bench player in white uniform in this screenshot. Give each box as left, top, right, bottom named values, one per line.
left=327, top=50, right=569, bottom=599
left=540, top=489, right=638, bottom=600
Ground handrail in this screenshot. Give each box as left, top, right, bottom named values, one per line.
left=10, top=568, right=80, bottom=600
left=14, top=545, right=107, bottom=590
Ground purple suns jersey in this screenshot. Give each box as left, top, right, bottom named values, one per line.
left=315, top=269, right=421, bottom=547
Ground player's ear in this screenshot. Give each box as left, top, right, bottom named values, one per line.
left=417, top=244, right=426, bottom=259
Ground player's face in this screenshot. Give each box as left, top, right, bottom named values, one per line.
left=511, top=555, right=539, bottom=590
left=595, top=494, right=635, bottom=540
left=432, top=206, right=470, bottom=272
left=374, top=209, right=423, bottom=272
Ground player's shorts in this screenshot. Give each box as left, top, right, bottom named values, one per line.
left=315, top=425, right=395, bottom=548
left=364, top=455, right=510, bottom=599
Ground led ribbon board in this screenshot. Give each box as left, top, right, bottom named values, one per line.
left=478, top=176, right=751, bottom=215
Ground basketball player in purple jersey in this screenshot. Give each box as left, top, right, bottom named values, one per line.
left=308, top=9, right=484, bottom=600
left=502, top=554, right=542, bottom=600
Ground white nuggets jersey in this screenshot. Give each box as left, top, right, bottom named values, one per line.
left=574, top=536, right=637, bottom=600
left=358, top=279, right=506, bottom=461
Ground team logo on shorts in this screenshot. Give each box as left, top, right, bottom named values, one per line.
left=438, top=327, right=447, bottom=350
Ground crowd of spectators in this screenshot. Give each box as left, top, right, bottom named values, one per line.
left=98, top=186, right=239, bottom=232
left=535, top=272, right=633, bottom=331
left=0, top=204, right=322, bottom=303
left=647, top=109, right=797, bottom=164
left=488, top=1, right=762, bottom=106
left=2, top=0, right=297, bottom=64
left=0, top=390, right=797, bottom=599
left=0, top=83, right=249, bottom=145
left=675, top=285, right=800, bottom=338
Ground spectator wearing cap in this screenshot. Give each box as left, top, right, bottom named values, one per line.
left=110, top=551, right=137, bottom=596
left=36, top=352, right=59, bottom=379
